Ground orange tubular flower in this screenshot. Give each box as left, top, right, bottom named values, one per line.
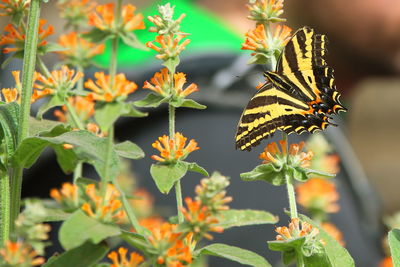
left=181, top=197, right=224, bottom=240
left=32, top=66, right=83, bottom=102
left=247, top=0, right=285, bottom=22
left=0, top=19, right=54, bottom=54
left=151, top=132, right=200, bottom=163
left=296, top=178, right=340, bottom=213
left=1, top=70, right=21, bottom=103
left=81, top=183, right=126, bottom=223
left=146, top=34, right=190, bottom=60
left=380, top=257, right=394, bottom=267
left=0, top=241, right=45, bottom=266
left=50, top=182, right=80, bottom=211
left=148, top=223, right=192, bottom=267
left=85, top=72, right=137, bottom=102
left=108, top=247, right=144, bottom=267
left=0, top=0, right=30, bottom=18
left=173, top=72, right=199, bottom=97
left=57, top=32, right=105, bottom=67
left=321, top=222, right=345, bottom=246
left=259, top=140, right=313, bottom=168
left=88, top=3, right=145, bottom=32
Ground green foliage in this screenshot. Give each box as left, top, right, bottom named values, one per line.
left=184, top=162, right=209, bottom=176
left=216, top=209, right=278, bottom=229
left=134, top=93, right=168, bottom=108
left=389, top=229, right=400, bottom=266
left=170, top=97, right=207, bottom=109
left=21, top=199, right=70, bottom=223
left=59, top=210, right=120, bottom=250
left=0, top=102, right=20, bottom=164
left=114, top=141, right=144, bottom=160
left=36, top=95, right=65, bottom=119
left=199, top=243, right=271, bottom=267
left=150, top=161, right=188, bottom=194
left=44, top=242, right=109, bottom=267
left=268, top=237, right=306, bottom=265
left=120, top=31, right=147, bottom=50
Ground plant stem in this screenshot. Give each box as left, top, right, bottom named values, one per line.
left=0, top=173, right=10, bottom=244
left=37, top=57, right=51, bottom=78
left=103, top=126, right=114, bottom=184
left=285, top=173, right=298, bottom=219
left=73, top=163, right=82, bottom=183
left=296, top=251, right=305, bottom=267
left=10, top=0, right=41, bottom=235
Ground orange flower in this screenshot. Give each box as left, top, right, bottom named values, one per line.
left=242, top=24, right=292, bottom=55
left=151, top=132, right=200, bottom=163
left=1, top=70, right=21, bottom=103
left=88, top=3, right=145, bottom=32
left=85, top=72, right=137, bottom=102
left=54, top=96, right=95, bottom=123
left=247, top=0, right=285, bottom=22
left=296, top=178, right=340, bottom=213
left=321, top=222, right=345, bottom=246
left=143, top=68, right=198, bottom=98
left=139, top=216, right=164, bottom=231
left=0, top=241, right=45, bottom=266
left=148, top=223, right=192, bottom=266
left=259, top=140, right=313, bottom=168
left=0, top=19, right=54, bottom=54
left=146, top=34, right=190, bottom=60
left=181, top=197, right=224, bottom=240
left=50, top=182, right=80, bottom=211
left=130, top=188, right=154, bottom=218
left=58, top=0, right=96, bottom=28
left=380, top=257, right=394, bottom=267
left=81, top=183, right=126, bottom=223
left=57, top=32, right=105, bottom=67
left=108, top=247, right=144, bottom=267
left=0, top=0, right=30, bottom=18
left=32, top=66, right=83, bottom=102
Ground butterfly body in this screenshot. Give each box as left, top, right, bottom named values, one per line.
left=235, top=27, right=346, bottom=151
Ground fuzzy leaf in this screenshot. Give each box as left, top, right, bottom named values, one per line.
left=389, top=229, right=400, bottom=266
left=184, top=162, right=209, bottom=176
left=134, top=93, right=168, bottom=108
left=21, top=199, right=70, bottom=223
left=36, top=94, right=65, bottom=119
left=120, top=31, right=147, bottom=50
left=42, top=42, right=67, bottom=53
left=0, top=102, right=19, bottom=161
left=121, top=102, right=148, bottom=117
left=120, top=231, right=151, bottom=253
left=286, top=166, right=308, bottom=182
left=240, top=163, right=285, bottom=185
left=59, top=210, right=121, bottom=250
left=150, top=162, right=188, bottom=194
left=114, top=141, right=144, bottom=160
left=268, top=237, right=306, bottom=265
left=94, top=102, right=124, bottom=132
left=216, top=209, right=278, bottom=229
left=200, top=243, right=271, bottom=267
left=179, top=99, right=207, bottom=109
left=304, top=168, right=336, bottom=178
left=44, top=242, right=109, bottom=267
left=300, top=214, right=355, bottom=267
left=28, top=117, right=67, bottom=137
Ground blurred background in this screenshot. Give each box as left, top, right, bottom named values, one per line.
left=1, top=0, right=400, bottom=266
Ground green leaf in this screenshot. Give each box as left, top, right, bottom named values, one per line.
left=240, top=163, right=286, bottom=186
left=305, top=168, right=336, bottom=178
left=268, top=237, right=306, bottom=265
left=29, top=117, right=67, bottom=137
left=120, top=31, right=147, bottom=50
left=21, top=199, right=70, bottom=223
left=42, top=42, right=67, bottom=53
left=59, top=210, right=121, bottom=250
left=36, top=94, right=65, bottom=119
left=13, top=130, right=120, bottom=179
left=389, top=229, right=400, bottom=266
left=75, top=177, right=99, bottom=187
left=121, top=102, right=148, bottom=117
left=216, top=209, right=278, bottom=229
left=300, top=214, right=355, bottom=267
left=120, top=231, right=151, bottom=253
left=43, top=242, right=109, bottom=267
left=184, top=162, right=209, bottom=176
left=0, top=102, right=19, bottom=161
left=150, top=162, right=188, bottom=194
left=82, top=28, right=110, bottom=43
left=199, top=243, right=271, bottom=267
left=94, top=102, right=124, bottom=132
left=134, top=93, right=168, bottom=108
left=286, top=166, right=308, bottom=182
left=178, top=99, right=207, bottom=109
left=114, top=141, right=144, bottom=160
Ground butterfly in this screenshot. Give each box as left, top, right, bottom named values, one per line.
left=235, top=26, right=346, bottom=151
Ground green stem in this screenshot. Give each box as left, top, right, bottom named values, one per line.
left=285, top=173, right=298, bottom=219
left=0, top=173, right=10, bottom=244
left=73, top=162, right=82, bottom=183
left=37, top=57, right=51, bottom=78
left=65, top=101, right=85, bottom=130
left=10, top=0, right=41, bottom=234
left=296, top=250, right=305, bottom=267
left=103, top=126, right=114, bottom=184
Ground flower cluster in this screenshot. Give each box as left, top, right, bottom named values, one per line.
left=151, top=132, right=200, bottom=163
left=195, top=172, right=232, bottom=214
left=147, top=3, right=186, bottom=35
left=259, top=140, right=313, bottom=168
left=81, top=183, right=126, bottom=224
left=148, top=223, right=193, bottom=266
left=58, top=0, right=96, bottom=29
left=246, top=0, right=285, bottom=23
left=0, top=0, right=30, bottom=24
left=0, top=241, right=45, bottom=267
left=88, top=3, right=145, bottom=33
left=50, top=182, right=81, bottom=212
left=147, top=34, right=190, bottom=61
left=108, top=247, right=144, bottom=267
left=57, top=32, right=105, bottom=68
left=143, top=68, right=198, bottom=98
left=1, top=70, right=21, bottom=103
left=32, top=66, right=83, bottom=102
left=0, top=19, right=54, bottom=54
left=180, top=197, right=224, bottom=240
left=85, top=72, right=137, bottom=102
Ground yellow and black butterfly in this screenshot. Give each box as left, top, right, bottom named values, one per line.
left=235, top=26, right=346, bottom=151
